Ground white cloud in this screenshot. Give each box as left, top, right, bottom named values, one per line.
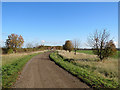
left=41, top=40, right=45, bottom=43
left=114, top=41, right=118, bottom=48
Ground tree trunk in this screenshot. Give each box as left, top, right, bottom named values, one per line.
left=100, top=55, right=104, bottom=61
left=74, top=50, right=76, bottom=55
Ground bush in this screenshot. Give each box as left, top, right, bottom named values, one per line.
left=2, top=48, right=8, bottom=54
left=7, top=49, right=14, bottom=54
left=23, top=48, right=28, bottom=52
left=15, top=48, right=24, bottom=53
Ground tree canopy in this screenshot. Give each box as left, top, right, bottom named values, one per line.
left=6, top=34, right=24, bottom=52
left=63, top=40, right=74, bottom=52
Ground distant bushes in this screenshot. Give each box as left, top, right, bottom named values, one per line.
left=2, top=48, right=14, bottom=54
left=2, top=48, right=8, bottom=54
left=2, top=47, right=44, bottom=54
left=2, top=45, right=63, bottom=54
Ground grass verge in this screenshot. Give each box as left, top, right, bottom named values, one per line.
left=49, top=52, right=119, bottom=88
left=76, top=50, right=119, bottom=59
left=2, top=52, right=41, bottom=88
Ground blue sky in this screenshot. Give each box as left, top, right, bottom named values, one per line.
left=2, top=2, right=118, bottom=48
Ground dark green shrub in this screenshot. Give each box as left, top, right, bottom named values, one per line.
left=7, top=49, right=13, bottom=54
left=23, top=48, right=28, bottom=52
left=2, top=48, right=8, bottom=54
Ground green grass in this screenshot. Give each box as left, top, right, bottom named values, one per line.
left=2, top=52, right=41, bottom=88
left=76, top=50, right=119, bottom=59
left=76, top=50, right=93, bottom=55
left=50, top=52, right=119, bottom=88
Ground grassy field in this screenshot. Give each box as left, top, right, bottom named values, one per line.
left=2, top=50, right=47, bottom=66
left=76, top=50, right=119, bottom=59
left=2, top=51, right=47, bottom=88
left=52, top=50, right=119, bottom=88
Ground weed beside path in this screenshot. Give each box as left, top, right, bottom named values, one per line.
left=50, top=52, right=119, bottom=88
left=2, top=52, right=42, bottom=88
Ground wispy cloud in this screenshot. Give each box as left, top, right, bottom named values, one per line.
left=40, top=40, right=64, bottom=46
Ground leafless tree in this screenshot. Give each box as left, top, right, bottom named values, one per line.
left=88, top=29, right=116, bottom=61
left=34, top=42, right=39, bottom=48
left=26, top=42, right=33, bottom=48
left=72, top=39, right=80, bottom=55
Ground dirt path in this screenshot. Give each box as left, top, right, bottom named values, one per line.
left=13, top=51, right=89, bottom=88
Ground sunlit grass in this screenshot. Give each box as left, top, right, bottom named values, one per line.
left=2, top=50, right=48, bottom=88
left=50, top=52, right=119, bottom=88
left=58, top=50, right=118, bottom=84
left=58, top=50, right=97, bottom=60
left=2, top=50, right=48, bottom=66
left=76, top=50, right=119, bottom=59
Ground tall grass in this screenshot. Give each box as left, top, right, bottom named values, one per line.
left=50, top=52, right=119, bottom=88
left=58, top=50, right=118, bottom=80
left=2, top=51, right=46, bottom=88
left=58, top=50, right=97, bottom=60
left=76, top=50, right=119, bottom=59
left=2, top=50, right=47, bottom=66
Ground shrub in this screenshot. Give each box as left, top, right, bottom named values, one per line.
left=2, top=48, right=8, bottom=54
left=7, top=49, right=14, bottom=54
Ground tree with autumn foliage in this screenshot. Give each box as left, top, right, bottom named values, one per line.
left=63, top=40, right=74, bottom=52
left=88, top=30, right=117, bottom=61
left=6, top=34, right=24, bottom=53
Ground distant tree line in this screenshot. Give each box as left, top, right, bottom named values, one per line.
left=2, top=33, right=63, bottom=54
left=2, top=29, right=117, bottom=61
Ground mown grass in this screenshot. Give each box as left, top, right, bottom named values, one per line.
left=50, top=52, right=119, bottom=88
left=76, top=50, right=119, bottom=59
left=2, top=52, right=42, bottom=88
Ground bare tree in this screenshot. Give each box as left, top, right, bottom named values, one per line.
left=34, top=42, right=39, bottom=48
left=88, top=30, right=117, bottom=61
left=26, top=42, right=33, bottom=48
left=72, top=39, right=80, bottom=55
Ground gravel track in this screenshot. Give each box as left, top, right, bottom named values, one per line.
left=13, top=51, right=89, bottom=88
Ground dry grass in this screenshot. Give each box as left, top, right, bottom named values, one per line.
left=2, top=50, right=48, bottom=66
left=58, top=50, right=118, bottom=81
left=58, top=50, right=97, bottom=59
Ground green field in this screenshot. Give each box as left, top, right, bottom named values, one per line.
left=76, top=50, right=119, bottom=59
left=2, top=52, right=42, bottom=88
left=50, top=51, right=119, bottom=88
